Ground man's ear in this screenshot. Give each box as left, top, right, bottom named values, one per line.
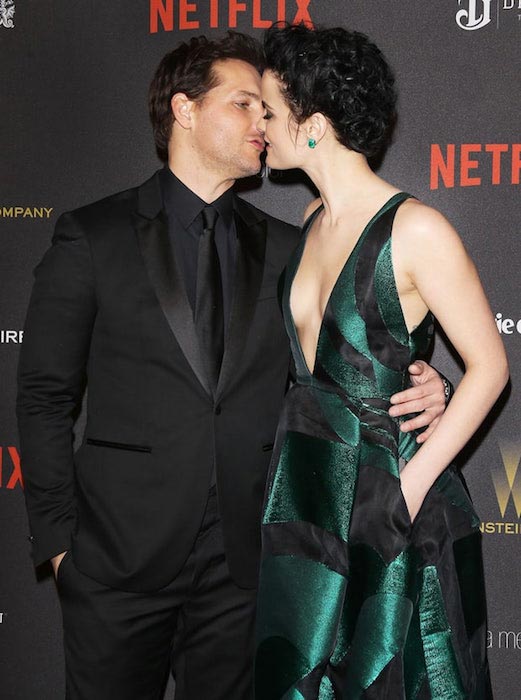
left=171, top=93, right=195, bottom=129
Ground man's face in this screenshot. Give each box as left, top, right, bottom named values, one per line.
left=189, top=59, right=266, bottom=181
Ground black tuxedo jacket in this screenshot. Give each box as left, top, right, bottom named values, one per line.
left=17, top=171, right=300, bottom=592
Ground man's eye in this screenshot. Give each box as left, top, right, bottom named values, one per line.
left=235, top=102, right=250, bottom=109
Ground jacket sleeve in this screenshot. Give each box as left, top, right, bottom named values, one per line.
left=16, top=211, right=97, bottom=566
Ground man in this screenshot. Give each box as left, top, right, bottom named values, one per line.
left=17, top=32, right=447, bottom=700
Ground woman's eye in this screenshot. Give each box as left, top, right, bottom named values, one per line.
left=263, top=111, right=273, bottom=121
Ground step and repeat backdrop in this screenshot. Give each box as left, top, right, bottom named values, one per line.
left=1, top=2, right=519, bottom=698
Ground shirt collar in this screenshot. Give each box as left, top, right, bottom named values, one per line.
left=160, top=166, right=235, bottom=231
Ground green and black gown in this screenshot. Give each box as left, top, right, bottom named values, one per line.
left=254, top=193, right=492, bottom=699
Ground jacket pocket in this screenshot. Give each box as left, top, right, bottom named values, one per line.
left=86, top=438, right=152, bottom=454
left=56, top=549, right=73, bottom=587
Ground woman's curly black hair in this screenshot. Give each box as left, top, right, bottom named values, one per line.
left=263, top=24, right=397, bottom=159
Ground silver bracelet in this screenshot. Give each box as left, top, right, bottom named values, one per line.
left=441, top=377, right=451, bottom=404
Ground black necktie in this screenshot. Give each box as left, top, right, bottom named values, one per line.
left=195, top=205, right=224, bottom=394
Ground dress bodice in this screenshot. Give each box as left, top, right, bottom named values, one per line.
left=282, top=193, right=434, bottom=403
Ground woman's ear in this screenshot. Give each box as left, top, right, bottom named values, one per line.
left=305, top=112, right=328, bottom=146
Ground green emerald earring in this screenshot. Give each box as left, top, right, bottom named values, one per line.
left=308, top=138, right=316, bottom=149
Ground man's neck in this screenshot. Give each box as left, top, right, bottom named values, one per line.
left=167, top=158, right=235, bottom=205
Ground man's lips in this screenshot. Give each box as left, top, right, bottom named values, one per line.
left=249, top=139, right=266, bottom=151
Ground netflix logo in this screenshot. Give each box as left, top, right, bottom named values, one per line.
left=0, top=447, right=23, bottom=490
left=150, top=0, right=314, bottom=33
left=430, top=144, right=521, bottom=190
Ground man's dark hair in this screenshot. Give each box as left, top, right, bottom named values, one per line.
left=149, top=32, right=265, bottom=162
left=264, top=24, right=397, bottom=159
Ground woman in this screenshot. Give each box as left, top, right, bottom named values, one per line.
left=254, top=24, right=508, bottom=699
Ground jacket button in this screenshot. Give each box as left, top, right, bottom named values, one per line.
left=214, top=405, right=222, bottom=415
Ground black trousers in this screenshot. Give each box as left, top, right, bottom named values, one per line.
left=57, top=489, right=257, bottom=699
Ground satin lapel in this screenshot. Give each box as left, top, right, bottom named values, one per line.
left=133, top=178, right=211, bottom=397
left=216, top=199, right=267, bottom=401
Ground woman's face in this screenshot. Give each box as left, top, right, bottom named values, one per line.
left=259, top=70, right=305, bottom=170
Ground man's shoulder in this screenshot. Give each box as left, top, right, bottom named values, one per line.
left=63, top=182, right=141, bottom=228
left=58, top=172, right=160, bottom=236
left=233, top=194, right=300, bottom=240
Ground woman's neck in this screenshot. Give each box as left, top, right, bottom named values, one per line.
left=301, top=141, right=396, bottom=226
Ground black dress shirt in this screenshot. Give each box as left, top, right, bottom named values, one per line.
left=159, top=167, right=237, bottom=327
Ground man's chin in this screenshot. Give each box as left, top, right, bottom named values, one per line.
left=235, top=161, right=263, bottom=179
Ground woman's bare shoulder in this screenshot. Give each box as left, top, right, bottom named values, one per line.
left=394, top=198, right=463, bottom=250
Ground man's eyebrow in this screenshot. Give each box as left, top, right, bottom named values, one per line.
left=234, top=90, right=261, bottom=100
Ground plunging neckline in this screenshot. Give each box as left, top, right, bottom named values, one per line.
left=288, top=192, right=409, bottom=377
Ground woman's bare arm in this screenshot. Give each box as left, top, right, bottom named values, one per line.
left=392, top=202, right=509, bottom=520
